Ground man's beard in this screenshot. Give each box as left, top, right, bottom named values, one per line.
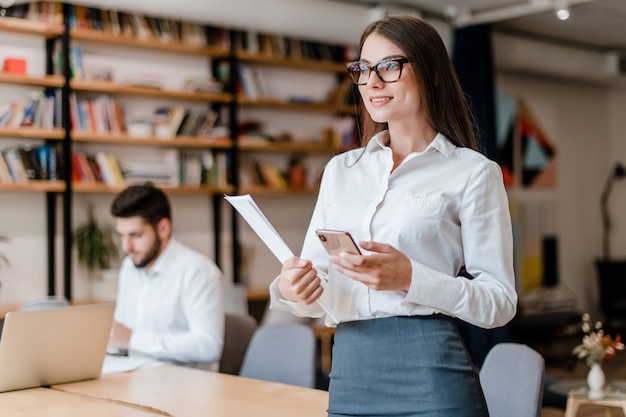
left=133, top=234, right=162, bottom=268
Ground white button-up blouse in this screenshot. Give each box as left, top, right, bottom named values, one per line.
left=270, top=131, right=517, bottom=328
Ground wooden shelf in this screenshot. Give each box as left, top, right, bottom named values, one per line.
left=238, top=185, right=319, bottom=196
left=0, top=180, right=65, bottom=192
left=71, top=80, right=232, bottom=103
left=0, top=127, right=65, bottom=140
left=70, top=28, right=230, bottom=58
left=72, top=132, right=233, bottom=149
left=0, top=73, right=64, bottom=88
left=239, top=139, right=340, bottom=154
left=246, top=287, right=269, bottom=301
left=72, top=182, right=234, bottom=195
left=236, top=51, right=346, bottom=73
left=0, top=17, right=63, bottom=37
left=238, top=97, right=354, bottom=113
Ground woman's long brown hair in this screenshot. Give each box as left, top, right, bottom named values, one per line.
left=356, top=15, right=478, bottom=151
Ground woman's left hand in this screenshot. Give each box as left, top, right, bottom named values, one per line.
left=329, top=241, right=412, bottom=291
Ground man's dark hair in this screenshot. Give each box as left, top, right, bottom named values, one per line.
left=110, top=184, right=171, bottom=228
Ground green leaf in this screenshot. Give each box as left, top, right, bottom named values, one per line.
left=73, top=203, right=117, bottom=275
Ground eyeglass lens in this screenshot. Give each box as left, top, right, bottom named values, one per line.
left=346, top=58, right=407, bottom=85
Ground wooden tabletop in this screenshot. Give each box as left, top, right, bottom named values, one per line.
left=0, top=387, right=162, bottom=416
left=52, top=365, right=329, bottom=417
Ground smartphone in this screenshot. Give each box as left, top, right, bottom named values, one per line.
left=315, top=229, right=362, bottom=255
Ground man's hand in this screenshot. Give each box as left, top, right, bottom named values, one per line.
left=108, top=320, right=132, bottom=350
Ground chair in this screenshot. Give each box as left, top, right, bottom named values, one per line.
left=223, top=283, right=249, bottom=315
left=218, top=313, right=258, bottom=375
left=479, top=342, right=545, bottom=417
left=239, top=323, right=316, bottom=388
left=19, top=296, right=69, bottom=311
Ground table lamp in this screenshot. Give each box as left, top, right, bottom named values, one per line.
left=600, top=161, right=626, bottom=260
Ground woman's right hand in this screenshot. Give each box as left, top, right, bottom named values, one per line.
left=278, top=256, right=323, bottom=305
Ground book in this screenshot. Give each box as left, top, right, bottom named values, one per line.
left=36, top=145, right=49, bottom=180
left=18, top=146, right=42, bottom=180
left=257, top=162, right=288, bottom=190
left=3, top=149, right=28, bottom=183
left=0, top=155, right=13, bottom=183
left=95, top=152, right=124, bottom=186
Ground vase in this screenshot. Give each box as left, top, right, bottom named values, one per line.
left=587, top=363, right=606, bottom=398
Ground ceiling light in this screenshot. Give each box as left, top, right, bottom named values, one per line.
left=555, top=6, right=570, bottom=20
left=452, top=0, right=595, bottom=27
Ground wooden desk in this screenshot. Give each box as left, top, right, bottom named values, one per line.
left=52, top=365, right=329, bottom=417
left=0, top=387, right=162, bottom=416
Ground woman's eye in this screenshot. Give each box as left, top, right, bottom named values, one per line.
left=380, top=62, right=398, bottom=71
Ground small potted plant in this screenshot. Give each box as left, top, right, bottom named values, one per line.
left=572, top=313, right=624, bottom=396
left=73, top=203, right=118, bottom=298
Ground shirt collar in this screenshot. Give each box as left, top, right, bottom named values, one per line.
left=365, top=130, right=457, bottom=157
left=429, top=133, right=457, bottom=157
left=146, top=237, right=178, bottom=277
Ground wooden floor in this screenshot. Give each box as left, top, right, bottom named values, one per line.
left=541, top=343, right=626, bottom=417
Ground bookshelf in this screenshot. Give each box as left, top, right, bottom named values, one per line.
left=1, top=1, right=359, bottom=297
left=228, top=32, right=356, bottom=196
left=0, top=7, right=67, bottom=298
left=60, top=3, right=240, bottom=297
left=219, top=30, right=357, bottom=280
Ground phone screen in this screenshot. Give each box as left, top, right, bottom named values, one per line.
left=315, top=229, right=361, bottom=255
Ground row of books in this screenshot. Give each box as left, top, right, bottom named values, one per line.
left=69, top=93, right=124, bottom=135
left=71, top=150, right=229, bottom=187
left=7, top=2, right=349, bottom=61
left=236, top=65, right=269, bottom=100
left=66, top=4, right=219, bottom=47
left=239, top=158, right=290, bottom=190
left=153, top=106, right=218, bottom=139
left=3, top=1, right=62, bottom=26
left=71, top=151, right=123, bottom=186
left=0, top=143, right=63, bottom=183
left=52, top=44, right=85, bottom=81
left=232, top=30, right=349, bottom=63
left=237, top=65, right=357, bottom=105
left=69, top=93, right=222, bottom=139
left=0, top=91, right=59, bottom=130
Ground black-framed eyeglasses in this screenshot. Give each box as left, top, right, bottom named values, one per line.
left=346, top=57, right=410, bottom=85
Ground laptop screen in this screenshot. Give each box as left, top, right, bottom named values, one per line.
left=0, top=303, right=114, bottom=392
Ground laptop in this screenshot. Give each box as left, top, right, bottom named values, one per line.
left=0, top=303, right=114, bottom=392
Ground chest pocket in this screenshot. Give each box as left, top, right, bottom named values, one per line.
left=391, top=195, right=444, bottom=243
left=324, top=201, right=368, bottom=234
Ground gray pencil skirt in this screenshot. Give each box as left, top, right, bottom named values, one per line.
left=327, top=315, right=489, bottom=417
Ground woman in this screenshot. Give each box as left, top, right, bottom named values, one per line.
left=269, top=14, right=517, bottom=416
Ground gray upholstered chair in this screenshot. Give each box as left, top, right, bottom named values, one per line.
left=479, top=342, right=545, bottom=417
left=239, top=322, right=316, bottom=388
left=223, top=283, right=249, bottom=315
left=219, top=313, right=258, bottom=375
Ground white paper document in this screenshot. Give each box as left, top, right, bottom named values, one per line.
left=101, top=355, right=161, bottom=375
left=225, top=194, right=338, bottom=323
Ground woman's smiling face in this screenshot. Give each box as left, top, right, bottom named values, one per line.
left=358, top=32, right=423, bottom=126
